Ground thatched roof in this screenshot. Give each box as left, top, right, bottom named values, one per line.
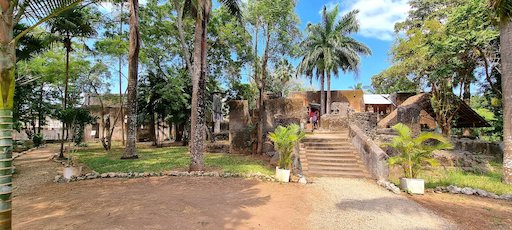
left=378, top=93, right=490, bottom=128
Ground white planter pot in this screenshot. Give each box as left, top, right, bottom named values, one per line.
left=275, top=167, right=290, bottom=183
left=400, top=178, right=425, bottom=194
left=63, top=166, right=82, bottom=179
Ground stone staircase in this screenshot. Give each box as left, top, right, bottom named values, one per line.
left=299, top=130, right=371, bottom=178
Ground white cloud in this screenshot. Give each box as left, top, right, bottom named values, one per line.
left=98, top=1, right=147, bottom=13
left=340, top=0, right=410, bottom=41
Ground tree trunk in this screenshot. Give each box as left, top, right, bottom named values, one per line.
left=257, top=26, right=271, bottom=155
left=119, top=1, right=125, bottom=146
left=320, top=70, right=325, bottom=116
left=0, top=3, right=16, bottom=227
left=462, top=76, right=471, bottom=137
left=149, top=111, right=156, bottom=146
left=37, top=82, right=44, bottom=134
left=326, top=71, right=331, bottom=114
left=121, top=0, right=140, bottom=159
left=189, top=6, right=209, bottom=171
left=501, top=22, right=512, bottom=184
left=174, top=0, right=193, bottom=74
left=59, top=41, right=71, bottom=159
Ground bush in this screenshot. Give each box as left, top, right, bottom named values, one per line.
left=32, top=133, right=44, bottom=147
left=268, top=124, right=305, bottom=170
left=383, top=123, right=453, bottom=178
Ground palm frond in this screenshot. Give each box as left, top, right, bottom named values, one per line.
left=13, top=0, right=86, bottom=42
left=218, top=0, right=241, bottom=20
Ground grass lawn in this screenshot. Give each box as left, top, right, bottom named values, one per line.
left=390, top=162, right=512, bottom=195
left=71, top=142, right=274, bottom=176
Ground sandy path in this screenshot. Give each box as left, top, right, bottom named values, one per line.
left=307, top=178, right=458, bottom=230
left=12, top=146, right=461, bottom=230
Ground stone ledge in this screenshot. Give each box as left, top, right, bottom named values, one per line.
left=53, top=171, right=277, bottom=183
left=429, top=185, right=512, bottom=200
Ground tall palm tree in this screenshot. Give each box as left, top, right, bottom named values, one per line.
left=47, top=6, right=97, bottom=159
left=182, top=0, right=240, bottom=171
left=0, top=1, right=87, bottom=228
left=297, top=24, right=327, bottom=115
left=297, top=5, right=370, bottom=115
left=121, top=0, right=140, bottom=159
left=489, top=0, right=512, bottom=184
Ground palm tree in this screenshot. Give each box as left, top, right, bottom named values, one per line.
left=489, top=0, right=512, bottom=184
left=47, top=6, right=97, bottom=159
left=181, top=0, right=240, bottom=171
left=384, top=123, right=452, bottom=178
left=297, top=5, right=370, bottom=115
left=0, top=1, right=87, bottom=228
left=297, top=24, right=327, bottom=115
left=121, top=0, right=141, bottom=159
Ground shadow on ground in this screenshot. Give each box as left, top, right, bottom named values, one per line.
left=13, top=147, right=310, bottom=230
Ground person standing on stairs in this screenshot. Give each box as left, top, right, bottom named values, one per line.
left=313, top=111, right=318, bottom=130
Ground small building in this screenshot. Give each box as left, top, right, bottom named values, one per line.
left=378, top=93, right=490, bottom=131
left=363, top=94, right=393, bottom=119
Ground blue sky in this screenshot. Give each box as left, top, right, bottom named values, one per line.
left=102, top=0, right=411, bottom=92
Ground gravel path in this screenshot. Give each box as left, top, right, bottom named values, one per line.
left=307, top=177, right=458, bottom=230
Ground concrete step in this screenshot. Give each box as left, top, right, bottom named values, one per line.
left=306, top=155, right=361, bottom=162
left=308, top=165, right=364, bottom=173
left=306, top=161, right=363, bottom=167
left=302, top=142, right=350, bottom=146
left=302, top=136, right=349, bottom=143
left=306, top=129, right=348, bottom=134
left=307, top=170, right=370, bottom=178
left=304, top=147, right=355, bottom=152
left=306, top=152, right=360, bottom=157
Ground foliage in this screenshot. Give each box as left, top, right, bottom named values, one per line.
left=268, top=124, right=305, bottom=170
left=54, top=108, right=96, bottom=145
left=297, top=5, right=371, bottom=79
left=32, top=133, right=45, bottom=147
left=297, top=4, right=370, bottom=115
left=470, top=93, right=503, bottom=141
left=72, top=143, right=273, bottom=175
left=384, top=123, right=453, bottom=178
left=374, top=0, right=500, bottom=135
left=421, top=162, right=512, bottom=195
left=371, top=68, right=418, bottom=94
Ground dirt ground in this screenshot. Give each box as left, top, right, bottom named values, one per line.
left=12, top=145, right=311, bottom=230
left=11, top=146, right=512, bottom=230
left=411, top=193, right=512, bottom=230
left=14, top=177, right=310, bottom=230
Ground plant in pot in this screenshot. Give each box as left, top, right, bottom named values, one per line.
left=383, top=123, right=452, bottom=194
left=268, top=124, right=305, bottom=182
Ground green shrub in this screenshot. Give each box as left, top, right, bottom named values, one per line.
left=32, top=133, right=44, bottom=147
left=383, top=123, right=453, bottom=178
left=268, top=124, right=305, bottom=170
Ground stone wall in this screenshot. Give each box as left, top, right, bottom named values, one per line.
left=288, top=90, right=365, bottom=112
left=452, top=138, right=503, bottom=159
left=348, top=112, right=378, bottom=139
left=397, top=105, right=421, bottom=135
left=228, top=100, right=253, bottom=154
left=320, top=115, right=349, bottom=131
left=262, top=97, right=307, bottom=135
left=349, top=124, right=389, bottom=180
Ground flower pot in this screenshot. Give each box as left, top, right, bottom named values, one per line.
left=400, top=178, right=425, bottom=194
left=275, top=167, right=290, bottom=183
left=63, top=166, right=82, bottom=179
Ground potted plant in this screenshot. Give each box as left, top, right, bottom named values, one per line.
left=383, top=123, right=452, bottom=194
left=268, top=124, right=305, bottom=182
